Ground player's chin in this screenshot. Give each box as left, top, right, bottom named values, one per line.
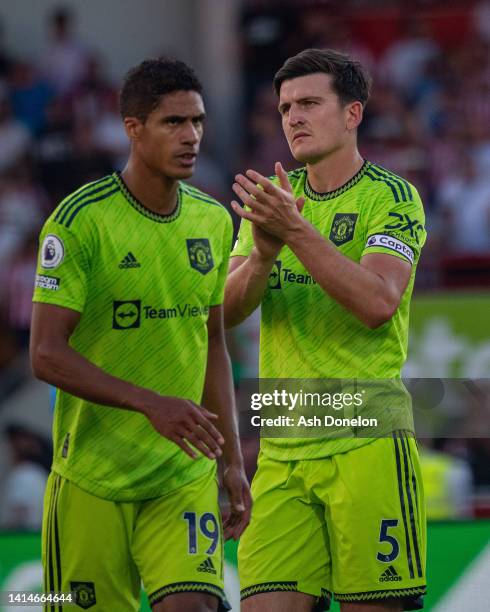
left=168, top=162, right=196, bottom=180
left=291, top=151, right=314, bottom=164
left=289, top=142, right=317, bottom=164
left=294, top=148, right=328, bottom=165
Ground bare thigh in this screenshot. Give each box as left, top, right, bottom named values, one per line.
left=153, top=592, right=219, bottom=612
left=241, top=591, right=317, bottom=612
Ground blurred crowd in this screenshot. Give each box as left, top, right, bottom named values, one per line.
left=0, top=423, right=51, bottom=530
left=0, top=7, right=125, bottom=377
left=0, top=1, right=489, bottom=528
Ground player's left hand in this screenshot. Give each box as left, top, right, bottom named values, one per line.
left=222, top=464, right=252, bottom=540
left=231, top=161, right=305, bottom=241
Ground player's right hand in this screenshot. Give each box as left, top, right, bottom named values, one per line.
left=144, top=395, right=224, bottom=460
left=252, top=223, right=284, bottom=260
left=234, top=162, right=305, bottom=261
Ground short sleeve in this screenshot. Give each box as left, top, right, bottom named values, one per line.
left=32, top=217, right=93, bottom=313
left=210, top=211, right=234, bottom=306
left=362, top=185, right=426, bottom=265
left=231, top=216, right=254, bottom=258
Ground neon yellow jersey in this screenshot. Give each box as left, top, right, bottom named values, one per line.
left=232, top=161, right=426, bottom=458
left=33, top=173, right=233, bottom=501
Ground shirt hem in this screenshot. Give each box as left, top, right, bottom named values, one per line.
left=32, top=296, right=84, bottom=313
left=259, top=436, right=379, bottom=460
left=51, top=460, right=215, bottom=502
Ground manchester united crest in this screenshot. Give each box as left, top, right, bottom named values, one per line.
left=329, top=213, right=358, bottom=246
left=186, top=238, right=214, bottom=275
left=70, top=581, right=96, bottom=609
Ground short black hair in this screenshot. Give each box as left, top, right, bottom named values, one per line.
left=273, top=48, right=371, bottom=107
left=120, top=57, right=203, bottom=122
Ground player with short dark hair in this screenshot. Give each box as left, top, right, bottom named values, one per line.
left=120, top=57, right=203, bottom=121
left=226, top=48, right=427, bottom=611
left=273, top=47, right=371, bottom=105
left=31, top=56, right=250, bottom=612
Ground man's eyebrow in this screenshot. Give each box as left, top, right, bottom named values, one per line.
left=162, top=114, right=184, bottom=121
left=296, top=95, right=324, bottom=103
left=162, top=112, right=206, bottom=121
left=278, top=95, right=324, bottom=112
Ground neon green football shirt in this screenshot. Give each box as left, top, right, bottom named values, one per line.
left=232, top=161, right=426, bottom=458
left=33, top=172, right=233, bottom=501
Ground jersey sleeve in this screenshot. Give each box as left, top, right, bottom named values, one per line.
left=361, top=184, right=427, bottom=265
left=210, top=210, right=234, bottom=306
left=230, top=216, right=254, bottom=258
left=32, top=216, right=93, bottom=313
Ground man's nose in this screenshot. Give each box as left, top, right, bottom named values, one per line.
left=182, top=122, right=200, bottom=144
left=288, top=106, right=304, bottom=127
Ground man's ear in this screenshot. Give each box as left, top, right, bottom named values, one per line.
left=345, top=101, right=363, bottom=131
left=123, top=116, right=143, bottom=141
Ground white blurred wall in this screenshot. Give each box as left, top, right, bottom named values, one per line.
left=0, top=0, right=195, bottom=80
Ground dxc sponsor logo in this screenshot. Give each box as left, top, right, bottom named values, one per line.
left=385, top=212, right=424, bottom=243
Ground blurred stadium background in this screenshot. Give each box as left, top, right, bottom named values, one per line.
left=0, top=0, right=489, bottom=610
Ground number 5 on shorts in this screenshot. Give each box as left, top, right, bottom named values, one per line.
left=377, top=519, right=400, bottom=563
left=183, top=511, right=219, bottom=555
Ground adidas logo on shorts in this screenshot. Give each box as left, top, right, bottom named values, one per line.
left=379, top=565, right=402, bottom=582
left=197, top=557, right=217, bottom=575
left=119, top=252, right=141, bottom=269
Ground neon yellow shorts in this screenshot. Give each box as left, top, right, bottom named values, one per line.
left=238, top=432, right=426, bottom=610
left=42, top=467, right=229, bottom=611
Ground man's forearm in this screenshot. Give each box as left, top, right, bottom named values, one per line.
left=31, top=340, right=155, bottom=415
left=285, top=221, right=400, bottom=328
left=31, top=303, right=225, bottom=460
left=224, top=249, right=275, bottom=329
left=201, top=334, right=243, bottom=467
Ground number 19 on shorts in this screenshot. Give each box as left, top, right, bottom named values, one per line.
left=183, top=511, right=219, bottom=554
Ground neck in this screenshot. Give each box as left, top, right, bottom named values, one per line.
left=121, top=156, right=179, bottom=215
left=306, top=146, right=364, bottom=194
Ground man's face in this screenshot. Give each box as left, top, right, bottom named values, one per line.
left=129, top=90, right=205, bottom=180
left=278, top=73, right=357, bottom=164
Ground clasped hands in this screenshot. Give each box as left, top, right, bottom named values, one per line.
left=231, top=161, right=305, bottom=241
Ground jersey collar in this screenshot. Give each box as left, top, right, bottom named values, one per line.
left=304, top=160, right=371, bottom=201
left=113, top=172, right=182, bottom=223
